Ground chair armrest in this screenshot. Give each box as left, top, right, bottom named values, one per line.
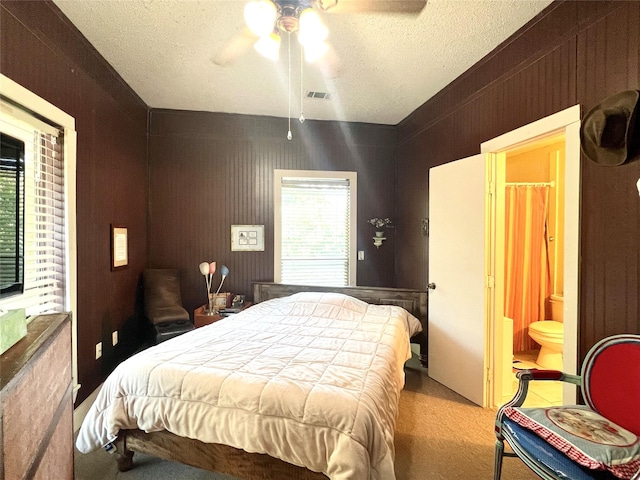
left=509, top=369, right=581, bottom=407
left=511, top=369, right=582, bottom=406
left=520, top=369, right=563, bottom=380
left=495, top=369, right=582, bottom=436
left=518, top=369, right=581, bottom=385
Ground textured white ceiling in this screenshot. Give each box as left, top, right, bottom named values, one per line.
left=52, top=0, right=553, bottom=125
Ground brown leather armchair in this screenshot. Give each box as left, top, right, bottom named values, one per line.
left=143, top=269, right=194, bottom=343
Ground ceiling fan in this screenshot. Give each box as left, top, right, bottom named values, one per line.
left=213, top=0, right=427, bottom=68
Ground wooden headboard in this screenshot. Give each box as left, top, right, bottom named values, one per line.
left=253, top=282, right=428, bottom=367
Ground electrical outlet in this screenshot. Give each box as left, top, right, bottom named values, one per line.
left=358, top=250, right=365, bottom=260
left=95, top=342, right=102, bottom=359
left=112, top=330, right=118, bottom=346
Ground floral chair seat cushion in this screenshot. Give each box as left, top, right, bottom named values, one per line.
left=504, top=405, right=640, bottom=479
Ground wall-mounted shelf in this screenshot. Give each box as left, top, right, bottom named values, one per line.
left=373, top=235, right=387, bottom=248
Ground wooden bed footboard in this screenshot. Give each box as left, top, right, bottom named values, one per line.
left=114, top=429, right=329, bottom=479
left=253, top=282, right=428, bottom=367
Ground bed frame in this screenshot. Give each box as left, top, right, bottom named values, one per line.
left=114, top=430, right=328, bottom=479
left=113, top=283, right=427, bottom=477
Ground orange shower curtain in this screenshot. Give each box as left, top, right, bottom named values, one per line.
left=504, top=185, right=551, bottom=353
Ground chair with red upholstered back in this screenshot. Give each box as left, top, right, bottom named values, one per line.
left=581, top=336, right=640, bottom=439
left=494, top=334, right=640, bottom=480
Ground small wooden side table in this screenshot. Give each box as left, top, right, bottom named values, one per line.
left=193, top=305, right=222, bottom=328
left=193, top=302, right=253, bottom=328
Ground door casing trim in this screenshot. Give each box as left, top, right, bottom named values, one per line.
left=481, top=105, right=581, bottom=407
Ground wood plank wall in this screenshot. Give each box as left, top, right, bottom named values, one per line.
left=396, top=0, right=640, bottom=363
left=2, top=0, right=638, bottom=404
left=0, top=0, right=149, bottom=404
left=148, top=110, right=398, bottom=315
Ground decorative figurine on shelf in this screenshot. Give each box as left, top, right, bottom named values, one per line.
left=198, top=262, right=230, bottom=315
left=367, top=217, right=392, bottom=230
left=367, top=217, right=392, bottom=248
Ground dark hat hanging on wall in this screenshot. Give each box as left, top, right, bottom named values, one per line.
left=580, top=90, right=640, bottom=166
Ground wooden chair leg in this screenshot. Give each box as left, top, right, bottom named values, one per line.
left=494, top=439, right=504, bottom=480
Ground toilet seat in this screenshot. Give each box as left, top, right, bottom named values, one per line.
left=529, top=321, right=563, bottom=339
left=528, top=321, right=564, bottom=370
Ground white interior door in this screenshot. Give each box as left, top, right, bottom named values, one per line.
left=428, top=154, right=488, bottom=407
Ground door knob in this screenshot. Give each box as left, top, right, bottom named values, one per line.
left=427, top=283, right=436, bottom=290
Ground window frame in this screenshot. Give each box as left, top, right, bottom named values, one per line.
left=274, top=169, right=357, bottom=286
left=0, top=74, right=79, bottom=401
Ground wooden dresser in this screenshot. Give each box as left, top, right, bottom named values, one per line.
left=1, top=313, right=74, bottom=480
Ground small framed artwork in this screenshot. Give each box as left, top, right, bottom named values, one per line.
left=111, top=224, right=128, bottom=270
left=231, top=224, right=264, bottom=251
left=212, top=293, right=229, bottom=310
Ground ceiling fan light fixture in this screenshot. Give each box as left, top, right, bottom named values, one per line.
left=244, top=1, right=277, bottom=37
left=303, top=40, right=329, bottom=63
left=298, top=8, right=328, bottom=45
left=254, top=31, right=281, bottom=61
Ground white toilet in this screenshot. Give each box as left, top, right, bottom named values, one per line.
left=528, top=295, right=564, bottom=370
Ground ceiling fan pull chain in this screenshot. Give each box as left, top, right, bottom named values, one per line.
left=299, top=45, right=305, bottom=124
left=287, top=31, right=292, bottom=141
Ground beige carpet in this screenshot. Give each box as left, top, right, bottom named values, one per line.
left=74, top=354, right=539, bottom=479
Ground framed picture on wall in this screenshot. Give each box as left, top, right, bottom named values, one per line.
left=231, top=225, right=264, bottom=251
left=111, top=225, right=128, bottom=270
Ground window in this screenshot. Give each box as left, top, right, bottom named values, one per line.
left=274, top=170, right=356, bottom=286
left=1, top=74, right=78, bottom=399
left=1, top=100, right=66, bottom=315
left=0, top=133, right=25, bottom=298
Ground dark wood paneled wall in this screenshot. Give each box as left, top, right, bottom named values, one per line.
left=1, top=0, right=149, bottom=404
left=148, top=110, right=398, bottom=315
left=396, top=0, right=640, bottom=363
left=576, top=2, right=640, bottom=358
left=4, top=0, right=638, bottom=405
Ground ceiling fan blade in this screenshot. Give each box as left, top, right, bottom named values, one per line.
left=317, top=0, right=427, bottom=14
left=212, top=27, right=258, bottom=66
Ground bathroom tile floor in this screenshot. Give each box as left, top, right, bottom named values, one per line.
left=511, top=350, right=563, bottom=407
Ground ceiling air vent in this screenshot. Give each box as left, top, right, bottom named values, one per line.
left=306, top=91, right=331, bottom=100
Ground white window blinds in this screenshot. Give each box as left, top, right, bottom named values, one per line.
left=280, top=176, right=351, bottom=286
left=0, top=102, right=66, bottom=316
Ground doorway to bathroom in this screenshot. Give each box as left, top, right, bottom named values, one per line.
left=426, top=106, right=580, bottom=408
left=498, top=134, right=566, bottom=407
left=482, top=105, right=581, bottom=408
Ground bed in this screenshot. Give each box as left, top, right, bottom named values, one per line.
left=76, top=290, right=424, bottom=479
left=253, top=283, right=428, bottom=368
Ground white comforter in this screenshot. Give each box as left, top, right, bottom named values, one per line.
left=76, top=292, right=422, bottom=479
